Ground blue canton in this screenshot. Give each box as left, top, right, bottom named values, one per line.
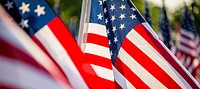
left=90, top=0, right=145, bottom=64
left=159, top=5, right=171, bottom=48
left=182, top=5, right=196, bottom=36
left=1, top=0, right=56, bottom=36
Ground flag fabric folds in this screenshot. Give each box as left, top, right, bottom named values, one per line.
left=178, top=5, right=200, bottom=81
left=79, top=0, right=200, bottom=88
left=78, top=0, right=115, bottom=88
left=0, top=5, right=71, bottom=89
left=0, top=0, right=97, bottom=88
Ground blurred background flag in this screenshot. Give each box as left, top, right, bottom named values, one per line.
left=158, top=0, right=178, bottom=56
left=79, top=0, right=200, bottom=88
left=143, top=0, right=152, bottom=26
left=0, top=0, right=99, bottom=89
left=177, top=4, right=200, bottom=81
left=158, top=0, right=172, bottom=49
left=0, top=5, right=71, bottom=89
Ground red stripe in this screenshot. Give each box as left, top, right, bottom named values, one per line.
left=0, top=38, right=46, bottom=72
left=114, top=58, right=150, bottom=89
left=47, top=17, right=98, bottom=87
left=180, top=42, right=196, bottom=50
left=85, top=53, right=112, bottom=69
left=134, top=24, right=199, bottom=88
left=180, top=33, right=194, bottom=41
left=87, top=33, right=109, bottom=47
left=192, top=63, right=200, bottom=78
left=123, top=38, right=182, bottom=89
left=85, top=74, right=113, bottom=89
left=114, top=80, right=123, bottom=89
left=32, top=36, right=71, bottom=85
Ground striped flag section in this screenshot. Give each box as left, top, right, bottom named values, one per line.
left=0, top=5, right=71, bottom=89
left=79, top=0, right=200, bottom=88
left=78, top=0, right=115, bottom=88
left=177, top=5, right=200, bottom=81
left=0, top=0, right=99, bottom=88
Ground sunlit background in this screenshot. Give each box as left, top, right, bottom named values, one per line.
left=47, top=0, right=200, bottom=38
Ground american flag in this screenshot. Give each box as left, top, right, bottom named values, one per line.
left=178, top=5, right=200, bottom=80
left=0, top=6, right=71, bottom=89
left=0, top=0, right=97, bottom=88
left=78, top=0, right=115, bottom=88
left=159, top=3, right=172, bottom=49
left=79, top=0, right=200, bottom=88
left=143, top=0, right=152, bottom=26
left=158, top=2, right=178, bottom=56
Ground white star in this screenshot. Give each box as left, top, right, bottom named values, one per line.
left=97, top=13, right=103, bottom=20
left=19, top=2, right=30, bottom=14
left=110, top=51, right=113, bottom=56
left=34, top=5, right=45, bottom=17
left=19, top=19, right=29, bottom=28
left=120, top=23, right=125, bottom=30
left=120, top=4, right=126, bottom=10
left=107, top=29, right=110, bottom=34
left=5, top=1, right=13, bottom=10
left=111, top=15, right=116, bottom=22
left=112, top=26, right=117, bottom=32
left=99, top=0, right=103, bottom=5
left=130, top=14, right=136, bottom=19
left=131, top=7, right=136, bottom=11
left=114, top=37, right=118, bottom=43
left=108, top=40, right=111, bottom=45
left=105, top=18, right=108, bottom=24
left=119, top=14, right=126, bottom=20
left=104, top=8, right=107, bottom=13
left=110, top=5, right=115, bottom=11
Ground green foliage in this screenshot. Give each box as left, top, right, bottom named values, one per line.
left=47, top=0, right=199, bottom=34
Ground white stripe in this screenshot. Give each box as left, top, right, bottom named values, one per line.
left=0, top=56, right=68, bottom=89
left=118, top=48, right=167, bottom=89
left=90, top=64, right=114, bottom=81
left=142, top=22, right=159, bottom=39
left=184, top=56, right=192, bottom=68
left=112, top=65, right=136, bottom=89
left=88, top=23, right=107, bottom=37
left=181, top=29, right=195, bottom=40
left=35, top=25, right=88, bottom=89
left=188, top=58, right=200, bottom=73
left=0, top=8, right=70, bottom=88
left=85, top=43, right=111, bottom=59
left=180, top=55, right=186, bottom=65
left=138, top=21, right=197, bottom=87
left=126, top=29, right=192, bottom=88
left=179, top=44, right=197, bottom=57
left=180, top=36, right=196, bottom=48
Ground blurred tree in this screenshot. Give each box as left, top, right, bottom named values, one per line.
left=192, top=1, right=200, bottom=34
left=46, top=0, right=199, bottom=35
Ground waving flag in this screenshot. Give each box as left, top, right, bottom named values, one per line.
left=0, top=0, right=97, bottom=88
left=178, top=5, right=200, bottom=80
left=78, top=0, right=115, bottom=88
left=79, top=0, right=200, bottom=88
left=0, top=5, right=71, bottom=89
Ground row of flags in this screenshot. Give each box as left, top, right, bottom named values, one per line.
left=143, top=0, right=200, bottom=82
left=0, top=0, right=199, bottom=89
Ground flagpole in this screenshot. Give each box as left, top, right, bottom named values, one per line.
left=78, top=0, right=91, bottom=51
